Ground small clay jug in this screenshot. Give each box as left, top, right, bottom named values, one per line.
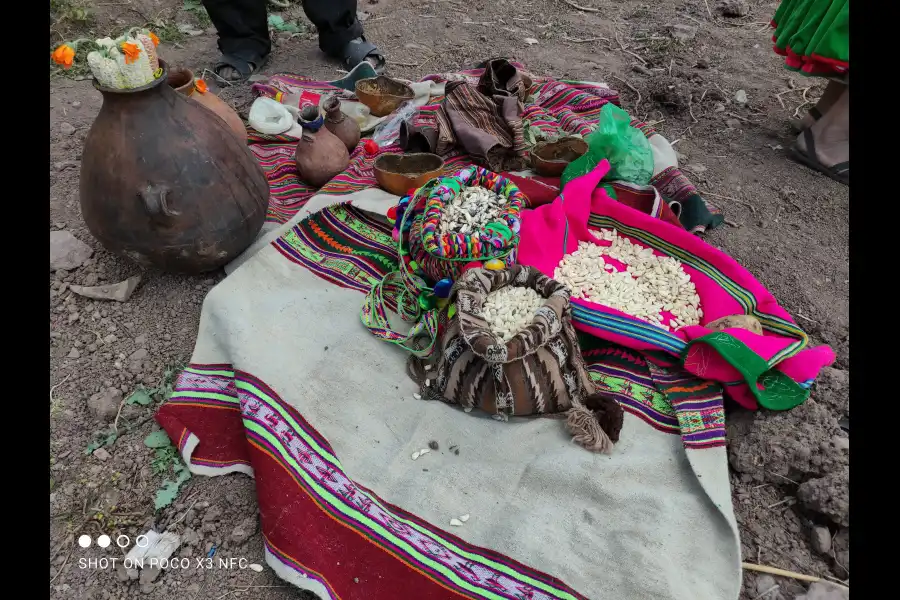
left=322, top=95, right=360, bottom=151
left=167, top=65, right=246, bottom=142
left=294, top=105, right=350, bottom=188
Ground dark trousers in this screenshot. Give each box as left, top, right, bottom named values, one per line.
left=202, top=0, right=362, bottom=59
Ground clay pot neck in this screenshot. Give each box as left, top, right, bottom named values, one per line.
left=94, top=62, right=173, bottom=106
left=323, top=97, right=344, bottom=123
left=166, top=66, right=196, bottom=95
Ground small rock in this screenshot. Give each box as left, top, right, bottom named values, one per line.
left=69, top=275, right=141, bottom=303
left=810, top=525, right=832, bottom=554
left=103, top=334, right=118, bottom=345
left=706, top=314, right=762, bottom=334
left=60, top=122, right=76, bottom=135
left=726, top=118, right=742, bottom=129
left=139, top=566, right=162, bottom=585
left=524, top=37, right=539, bottom=45
left=229, top=516, right=259, bottom=544
left=87, top=389, right=122, bottom=422
left=54, top=160, right=78, bottom=171
left=72, top=101, right=82, bottom=108
left=428, top=440, right=439, bottom=451
left=68, top=348, right=81, bottom=359
left=734, top=89, right=748, bottom=105
left=714, top=102, right=725, bottom=112
left=127, top=567, right=140, bottom=580
left=93, top=447, right=111, bottom=461
left=685, top=163, right=707, bottom=174
left=115, top=564, right=131, bottom=583
left=134, top=335, right=148, bottom=347
left=795, top=582, right=849, bottom=600
left=717, top=0, right=750, bottom=18
left=176, top=23, right=204, bottom=36
left=695, top=59, right=709, bottom=69
left=632, top=64, right=653, bottom=76
left=755, top=575, right=779, bottom=598
left=130, top=348, right=149, bottom=361
left=50, top=231, right=93, bottom=271
left=666, top=24, right=697, bottom=43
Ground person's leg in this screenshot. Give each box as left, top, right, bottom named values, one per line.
left=793, top=83, right=848, bottom=182
left=202, top=0, right=271, bottom=81
left=301, top=0, right=384, bottom=70
left=795, top=79, right=845, bottom=130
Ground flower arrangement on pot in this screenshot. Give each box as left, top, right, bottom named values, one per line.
left=50, top=28, right=161, bottom=89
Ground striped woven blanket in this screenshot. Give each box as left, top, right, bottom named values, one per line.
left=248, top=64, right=723, bottom=232
left=156, top=202, right=741, bottom=599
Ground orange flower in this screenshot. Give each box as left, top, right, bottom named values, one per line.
left=148, top=31, right=160, bottom=47
left=51, top=44, right=76, bottom=70
left=194, top=79, right=208, bottom=94
left=120, top=41, right=142, bottom=64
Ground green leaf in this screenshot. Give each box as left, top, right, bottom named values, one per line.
left=267, top=14, right=301, bottom=33
left=154, top=480, right=180, bottom=510
left=144, top=430, right=172, bottom=449
left=154, top=464, right=192, bottom=510
left=127, top=388, right=153, bottom=406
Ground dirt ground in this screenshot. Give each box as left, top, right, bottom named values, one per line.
left=49, top=1, right=849, bottom=598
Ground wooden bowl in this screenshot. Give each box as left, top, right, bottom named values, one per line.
left=374, top=153, right=444, bottom=196
left=355, top=76, right=415, bottom=117
left=530, top=137, right=589, bottom=177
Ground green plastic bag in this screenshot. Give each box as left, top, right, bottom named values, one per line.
left=561, top=104, right=654, bottom=188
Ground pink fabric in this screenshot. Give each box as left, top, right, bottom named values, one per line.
left=517, top=162, right=835, bottom=409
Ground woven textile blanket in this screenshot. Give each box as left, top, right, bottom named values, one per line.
left=156, top=202, right=741, bottom=599
left=247, top=63, right=723, bottom=233
left=517, top=160, right=836, bottom=411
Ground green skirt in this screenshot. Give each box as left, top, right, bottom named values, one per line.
left=771, top=0, right=849, bottom=77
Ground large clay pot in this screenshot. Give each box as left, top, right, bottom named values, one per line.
left=323, top=95, right=360, bottom=151
left=167, top=65, right=246, bottom=141
left=294, top=105, right=350, bottom=188
left=79, top=63, right=269, bottom=274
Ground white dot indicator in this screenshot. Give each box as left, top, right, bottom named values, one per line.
left=116, top=535, right=130, bottom=549
left=97, top=535, right=111, bottom=548
left=78, top=535, right=91, bottom=548
left=135, top=535, right=150, bottom=548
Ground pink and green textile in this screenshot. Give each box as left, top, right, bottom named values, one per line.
left=516, top=161, right=835, bottom=410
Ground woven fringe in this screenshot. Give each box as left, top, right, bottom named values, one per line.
left=566, top=392, right=625, bottom=454
left=566, top=404, right=614, bottom=454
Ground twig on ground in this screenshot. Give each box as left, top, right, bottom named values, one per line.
left=50, top=374, right=72, bottom=405
left=561, top=0, right=600, bottom=12
left=668, top=59, right=674, bottom=77
left=703, top=0, right=712, bottom=18
left=688, top=101, right=699, bottom=123
left=49, top=547, right=75, bottom=586
left=625, top=50, right=648, bottom=65
left=609, top=75, right=641, bottom=113
left=724, top=219, right=741, bottom=228
left=767, top=471, right=800, bottom=485
left=742, top=562, right=849, bottom=590
left=767, top=497, right=794, bottom=509
left=774, top=90, right=790, bottom=109
left=564, top=36, right=611, bottom=44
left=201, top=68, right=234, bottom=87
left=113, top=396, right=128, bottom=435
left=169, top=498, right=201, bottom=528
left=703, top=191, right=756, bottom=213
left=725, top=111, right=754, bottom=123
left=795, top=312, right=818, bottom=324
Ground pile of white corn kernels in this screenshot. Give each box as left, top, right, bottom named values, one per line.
left=553, top=229, right=702, bottom=331
left=481, top=285, right=545, bottom=342
left=438, top=186, right=506, bottom=236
